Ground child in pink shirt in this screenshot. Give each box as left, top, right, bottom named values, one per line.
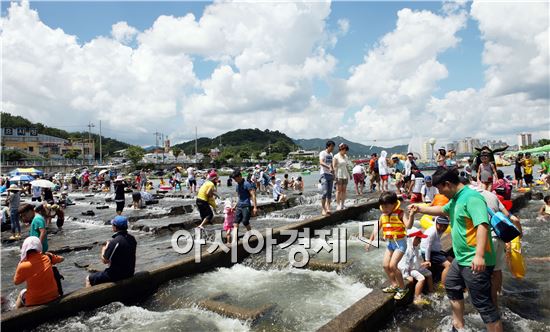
left=223, top=199, right=236, bottom=243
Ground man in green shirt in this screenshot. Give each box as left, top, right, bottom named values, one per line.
left=410, top=168, right=502, bottom=332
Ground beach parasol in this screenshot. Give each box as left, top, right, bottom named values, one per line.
left=30, top=179, right=56, bottom=188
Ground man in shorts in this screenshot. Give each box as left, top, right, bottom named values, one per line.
left=369, top=153, right=379, bottom=192
left=187, top=166, right=197, bottom=193
left=404, top=152, right=417, bottom=194
left=232, top=170, right=257, bottom=233
left=473, top=181, right=522, bottom=309
left=319, top=140, right=335, bottom=215
left=409, top=168, right=502, bottom=332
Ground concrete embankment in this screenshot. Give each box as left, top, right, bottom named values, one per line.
left=1, top=198, right=379, bottom=331
left=317, top=191, right=533, bottom=332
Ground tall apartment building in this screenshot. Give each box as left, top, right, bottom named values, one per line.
left=517, top=133, right=532, bottom=149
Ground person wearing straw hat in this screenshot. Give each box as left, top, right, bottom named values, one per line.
left=7, top=184, right=22, bottom=240
left=14, top=236, right=64, bottom=308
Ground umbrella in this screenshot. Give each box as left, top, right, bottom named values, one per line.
left=30, top=179, right=56, bottom=188
left=98, top=169, right=109, bottom=175
left=10, top=175, right=34, bottom=182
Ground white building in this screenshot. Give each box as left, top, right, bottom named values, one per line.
left=287, top=150, right=318, bottom=159
left=422, top=141, right=431, bottom=161
left=517, top=133, right=532, bottom=149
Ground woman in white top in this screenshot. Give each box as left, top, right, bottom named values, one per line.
left=332, top=143, right=352, bottom=210
left=378, top=150, right=390, bottom=191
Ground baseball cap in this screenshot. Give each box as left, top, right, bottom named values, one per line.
left=435, top=216, right=450, bottom=225
left=208, top=171, right=218, bottom=179
left=425, top=176, right=432, bottom=182
left=407, top=230, right=428, bottom=238
left=111, top=215, right=128, bottom=229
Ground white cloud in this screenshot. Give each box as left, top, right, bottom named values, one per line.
left=1, top=1, right=342, bottom=144
left=1, top=0, right=547, bottom=148
left=2, top=1, right=197, bottom=143
left=340, top=8, right=467, bottom=144
left=416, top=1, right=550, bottom=144
left=339, top=2, right=549, bottom=146
left=111, top=21, right=138, bottom=44
left=471, top=1, right=549, bottom=100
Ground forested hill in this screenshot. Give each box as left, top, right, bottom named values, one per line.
left=1, top=112, right=130, bottom=158
left=294, top=136, right=408, bottom=156
left=172, top=129, right=298, bottom=161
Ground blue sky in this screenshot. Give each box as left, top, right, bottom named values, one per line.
left=2, top=1, right=547, bottom=147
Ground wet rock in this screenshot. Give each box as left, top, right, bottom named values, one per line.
left=532, top=192, right=544, bottom=200
left=169, top=206, right=185, bottom=215
left=74, top=261, right=90, bottom=269
left=84, top=194, right=94, bottom=198
left=86, top=263, right=104, bottom=273
left=131, top=225, right=144, bottom=231
left=49, top=243, right=98, bottom=255
left=81, top=210, right=95, bottom=216
left=183, top=205, right=194, bottom=213
left=145, top=200, right=159, bottom=205
left=197, top=299, right=275, bottom=321
left=105, top=197, right=113, bottom=203
left=301, top=260, right=351, bottom=273
left=96, top=206, right=109, bottom=210
left=74, top=197, right=85, bottom=201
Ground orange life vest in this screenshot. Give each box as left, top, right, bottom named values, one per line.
left=380, top=201, right=406, bottom=240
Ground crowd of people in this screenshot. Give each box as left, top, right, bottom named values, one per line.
left=3, top=140, right=548, bottom=331
left=315, top=140, right=548, bottom=331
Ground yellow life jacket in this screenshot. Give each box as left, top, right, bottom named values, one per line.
left=380, top=201, right=406, bottom=240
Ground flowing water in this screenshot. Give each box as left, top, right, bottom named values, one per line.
left=3, top=168, right=549, bottom=331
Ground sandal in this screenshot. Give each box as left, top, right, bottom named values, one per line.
left=382, top=285, right=398, bottom=293
left=394, top=288, right=409, bottom=300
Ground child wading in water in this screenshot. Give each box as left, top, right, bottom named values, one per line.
left=366, top=192, right=413, bottom=300
left=223, top=199, right=236, bottom=243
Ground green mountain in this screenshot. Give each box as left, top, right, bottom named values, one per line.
left=173, top=129, right=298, bottom=161
left=0, top=112, right=130, bottom=159
left=294, top=136, right=408, bottom=157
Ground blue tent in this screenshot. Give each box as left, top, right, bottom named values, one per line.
left=8, top=168, right=44, bottom=176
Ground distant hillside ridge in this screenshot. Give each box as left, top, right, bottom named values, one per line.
left=294, top=136, right=407, bottom=156
left=1, top=112, right=131, bottom=158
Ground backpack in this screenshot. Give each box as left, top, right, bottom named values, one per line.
left=373, top=159, right=379, bottom=173
left=487, top=207, right=520, bottom=242
left=46, top=253, right=64, bottom=295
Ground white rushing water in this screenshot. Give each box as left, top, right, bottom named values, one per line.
left=148, top=264, right=371, bottom=331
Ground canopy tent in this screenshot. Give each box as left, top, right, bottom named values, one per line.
left=9, top=168, right=44, bottom=176
left=504, top=144, right=550, bottom=156
left=10, top=175, right=35, bottom=182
